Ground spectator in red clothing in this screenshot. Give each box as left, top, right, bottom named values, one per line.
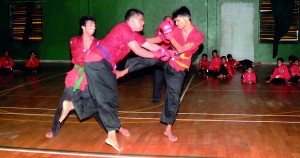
left=217, top=56, right=233, bottom=79
left=241, top=66, right=257, bottom=84
left=24, top=51, right=41, bottom=75
left=0, top=50, right=15, bottom=75
left=289, top=57, right=300, bottom=84
left=265, top=57, right=291, bottom=84
left=227, top=54, right=237, bottom=69
left=198, top=53, right=209, bottom=78
left=208, top=49, right=221, bottom=77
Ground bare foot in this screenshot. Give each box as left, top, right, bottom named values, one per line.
left=119, top=127, right=130, bottom=137
left=105, top=131, right=123, bottom=152
left=164, top=131, right=177, bottom=142
left=45, top=131, right=53, bottom=138
left=116, top=68, right=128, bottom=79
left=58, top=100, right=74, bottom=123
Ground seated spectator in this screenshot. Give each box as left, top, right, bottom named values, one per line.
left=234, top=59, right=260, bottom=71
left=227, top=54, right=237, bottom=69
left=265, top=57, right=290, bottom=84
left=288, top=55, right=297, bottom=69
left=0, top=50, right=15, bottom=75
left=208, top=49, right=221, bottom=77
left=24, top=51, right=41, bottom=75
left=241, top=66, right=257, bottom=84
left=217, top=56, right=233, bottom=79
left=289, top=57, right=300, bottom=84
left=198, top=53, right=209, bottom=78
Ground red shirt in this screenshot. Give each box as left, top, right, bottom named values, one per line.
left=242, top=72, right=256, bottom=83
left=270, top=64, right=290, bottom=79
left=0, top=56, right=14, bottom=69
left=159, top=24, right=204, bottom=71
left=85, top=22, right=147, bottom=67
left=25, top=57, right=40, bottom=68
left=228, top=58, right=237, bottom=68
left=209, top=57, right=221, bottom=71
left=65, top=36, right=98, bottom=91
left=199, top=59, right=209, bottom=70
left=290, top=64, right=300, bottom=77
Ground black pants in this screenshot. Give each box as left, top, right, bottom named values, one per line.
left=126, top=57, right=185, bottom=125
left=219, top=64, right=229, bottom=76
left=50, top=86, right=94, bottom=136
left=153, top=66, right=165, bottom=102
left=74, top=59, right=120, bottom=132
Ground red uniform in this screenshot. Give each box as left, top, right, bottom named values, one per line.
left=159, top=24, right=204, bottom=71
left=85, top=22, right=146, bottom=67
left=290, top=64, right=300, bottom=77
left=228, top=58, right=237, bottom=68
left=242, top=72, right=257, bottom=83
left=25, top=57, right=40, bottom=68
left=65, top=36, right=98, bottom=91
left=209, top=57, right=221, bottom=71
left=270, top=64, right=290, bottom=80
left=199, top=59, right=209, bottom=70
left=0, top=56, right=14, bottom=69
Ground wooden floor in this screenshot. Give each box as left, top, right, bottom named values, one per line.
left=0, top=63, right=300, bottom=158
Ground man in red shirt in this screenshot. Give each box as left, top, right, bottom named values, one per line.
left=58, top=9, right=168, bottom=152
left=118, top=6, right=204, bottom=142
left=0, top=50, right=15, bottom=74
left=46, top=16, right=130, bottom=140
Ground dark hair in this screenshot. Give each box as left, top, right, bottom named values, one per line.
left=227, top=54, right=232, bottom=59
left=124, top=8, right=144, bottom=21
left=79, top=16, right=96, bottom=35
left=212, top=49, right=218, bottom=54
left=202, top=53, right=207, bottom=58
left=172, top=6, right=191, bottom=20
left=221, top=56, right=226, bottom=60
left=79, top=16, right=96, bottom=27
left=288, top=55, right=297, bottom=62
left=277, top=57, right=284, bottom=62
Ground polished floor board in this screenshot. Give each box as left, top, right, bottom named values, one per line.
left=0, top=64, right=300, bottom=157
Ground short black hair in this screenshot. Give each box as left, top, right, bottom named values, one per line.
left=172, top=6, right=191, bottom=20
left=277, top=57, right=284, bottom=62
left=227, top=54, right=232, bottom=59
left=221, top=56, right=227, bottom=60
left=212, top=49, right=218, bottom=54
left=124, top=8, right=144, bottom=21
left=79, top=16, right=96, bottom=27
left=202, top=53, right=207, bottom=58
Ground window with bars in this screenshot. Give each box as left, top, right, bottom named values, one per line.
left=10, top=3, right=43, bottom=42
left=259, top=0, right=299, bottom=43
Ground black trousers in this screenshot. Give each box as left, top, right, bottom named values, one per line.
left=74, top=59, right=120, bottom=132
left=126, top=57, right=185, bottom=125
left=50, top=86, right=93, bottom=136
left=153, top=66, right=165, bottom=102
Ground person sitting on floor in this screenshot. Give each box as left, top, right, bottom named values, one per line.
left=0, top=50, right=15, bottom=75
left=24, top=51, right=41, bottom=75
left=217, top=56, right=233, bottom=79
left=208, top=49, right=221, bottom=77
left=198, top=53, right=209, bottom=78
left=241, top=66, right=257, bottom=84
left=289, top=57, right=300, bottom=84
left=265, top=57, right=290, bottom=84
left=227, top=53, right=237, bottom=69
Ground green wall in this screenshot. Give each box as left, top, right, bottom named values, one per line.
left=0, top=0, right=299, bottom=63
